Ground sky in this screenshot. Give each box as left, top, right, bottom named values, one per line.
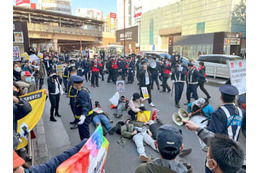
left=13, top=0, right=117, bottom=16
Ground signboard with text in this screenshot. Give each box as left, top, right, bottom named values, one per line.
left=110, top=12, right=117, bottom=19
left=227, top=60, right=246, bottom=95
left=16, top=0, right=30, bottom=6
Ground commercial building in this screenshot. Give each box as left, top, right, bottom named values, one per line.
left=13, top=6, right=103, bottom=53
left=104, top=13, right=118, bottom=33
left=38, top=0, right=71, bottom=15
left=76, top=8, right=103, bottom=21
left=140, top=0, right=246, bottom=58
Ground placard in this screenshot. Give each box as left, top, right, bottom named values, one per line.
left=227, top=60, right=246, bottom=95
left=13, top=32, right=24, bottom=43
left=141, top=87, right=150, bottom=99
left=13, top=46, right=20, bottom=60
left=116, top=81, right=125, bottom=92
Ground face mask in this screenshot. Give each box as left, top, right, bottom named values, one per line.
left=206, top=158, right=214, bottom=171
left=25, top=77, right=32, bottom=83
left=15, top=67, right=21, bottom=72
left=71, top=73, right=77, bottom=76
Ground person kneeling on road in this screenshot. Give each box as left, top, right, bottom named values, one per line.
left=120, top=119, right=158, bottom=162
left=128, top=93, right=148, bottom=121
left=92, top=101, right=117, bottom=135
left=135, top=124, right=192, bottom=173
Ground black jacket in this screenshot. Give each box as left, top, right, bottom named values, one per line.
left=139, top=69, right=152, bottom=87
left=47, top=76, right=62, bottom=94
left=187, top=68, right=205, bottom=84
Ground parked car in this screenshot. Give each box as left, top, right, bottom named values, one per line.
left=195, top=54, right=243, bottom=78
left=140, top=51, right=171, bottom=60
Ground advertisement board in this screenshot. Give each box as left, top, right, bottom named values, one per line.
left=16, top=0, right=30, bottom=6
left=13, top=32, right=24, bottom=43
left=110, top=12, right=117, bottom=19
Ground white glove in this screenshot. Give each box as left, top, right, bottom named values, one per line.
left=172, top=80, right=175, bottom=84
left=78, top=115, right=86, bottom=125
left=205, top=79, right=208, bottom=83
left=178, top=66, right=183, bottom=71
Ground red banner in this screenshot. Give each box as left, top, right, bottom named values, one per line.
left=16, top=0, right=30, bottom=6
left=31, top=3, right=36, bottom=9
left=110, top=12, right=117, bottom=19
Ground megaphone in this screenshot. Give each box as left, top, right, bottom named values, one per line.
left=172, top=112, right=184, bottom=126
left=178, top=108, right=190, bottom=121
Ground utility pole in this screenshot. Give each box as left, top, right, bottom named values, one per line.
left=124, top=0, right=126, bottom=57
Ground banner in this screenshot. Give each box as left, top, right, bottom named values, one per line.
left=116, top=81, right=125, bottom=92
left=13, top=46, right=20, bottom=61
left=141, top=87, right=149, bottom=99
left=17, top=89, right=47, bottom=150
left=56, top=125, right=109, bottom=173
left=227, top=60, right=246, bottom=95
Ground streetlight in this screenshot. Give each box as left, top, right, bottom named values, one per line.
left=124, top=0, right=126, bottom=57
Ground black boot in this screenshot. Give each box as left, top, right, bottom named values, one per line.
left=175, top=103, right=180, bottom=108
left=55, top=113, right=61, bottom=117
left=50, top=116, right=57, bottom=122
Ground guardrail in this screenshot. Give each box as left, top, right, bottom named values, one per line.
left=27, top=23, right=102, bottom=37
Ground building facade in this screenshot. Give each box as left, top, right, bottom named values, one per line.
left=140, top=0, right=246, bottom=58
left=104, top=13, right=118, bottom=33
left=38, top=0, right=71, bottom=15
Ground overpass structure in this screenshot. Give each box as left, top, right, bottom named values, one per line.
left=13, top=6, right=104, bottom=52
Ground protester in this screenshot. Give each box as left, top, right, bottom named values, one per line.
left=121, top=119, right=157, bottom=162
left=113, top=96, right=128, bottom=118
left=47, top=70, right=62, bottom=122
left=21, top=71, right=37, bottom=94
left=128, top=93, right=147, bottom=121
left=13, top=62, right=22, bottom=81
left=92, top=101, right=117, bottom=135
left=38, top=59, right=46, bottom=90
left=161, top=58, right=172, bottom=93
left=135, top=125, right=192, bottom=173
left=138, top=61, right=155, bottom=107
left=13, top=139, right=87, bottom=173
left=198, top=62, right=211, bottom=99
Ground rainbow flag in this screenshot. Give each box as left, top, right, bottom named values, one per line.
left=56, top=125, right=109, bottom=173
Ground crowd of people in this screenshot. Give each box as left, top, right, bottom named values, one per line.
left=13, top=48, right=246, bottom=173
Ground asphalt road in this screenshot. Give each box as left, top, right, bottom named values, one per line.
left=40, top=75, right=246, bottom=173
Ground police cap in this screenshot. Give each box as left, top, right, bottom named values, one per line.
left=187, top=62, right=194, bottom=66
left=72, top=75, right=84, bottom=84
left=219, top=84, right=239, bottom=96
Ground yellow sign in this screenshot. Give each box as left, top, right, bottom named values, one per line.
left=17, top=89, right=47, bottom=150
left=137, top=111, right=151, bottom=123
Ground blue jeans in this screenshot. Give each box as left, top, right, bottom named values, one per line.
left=92, top=114, right=112, bottom=132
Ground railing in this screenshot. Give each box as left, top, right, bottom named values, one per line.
left=27, top=23, right=102, bottom=37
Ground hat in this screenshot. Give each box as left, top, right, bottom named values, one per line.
left=157, top=125, right=183, bottom=154
left=21, top=71, right=31, bottom=76
left=133, top=93, right=140, bottom=100
left=187, top=62, right=194, bottom=66
left=72, top=75, right=84, bottom=84
left=219, top=84, right=239, bottom=96
left=177, top=58, right=183, bottom=63
left=194, top=98, right=206, bottom=107
left=69, top=66, right=77, bottom=72
left=13, top=150, right=25, bottom=169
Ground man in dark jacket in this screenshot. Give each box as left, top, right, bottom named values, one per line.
left=13, top=138, right=88, bottom=173
left=82, top=57, right=90, bottom=82
left=135, top=125, right=192, bottom=173
left=106, top=58, right=113, bottom=83
left=161, top=58, right=172, bottom=93
left=47, top=70, right=62, bottom=122
left=139, top=61, right=155, bottom=107
left=127, top=57, right=135, bottom=84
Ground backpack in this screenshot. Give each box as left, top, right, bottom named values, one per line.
left=115, top=121, right=125, bottom=135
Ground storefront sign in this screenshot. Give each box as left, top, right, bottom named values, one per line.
left=227, top=60, right=246, bottom=95
left=13, top=32, right=24, bottom=43
left=110, top=12, right=117, bottom=19
left=224, top=38, right=240, bottom=45
left=119, top=32, right=133, bottom=41
left=116, top=26, right=138, bottom=43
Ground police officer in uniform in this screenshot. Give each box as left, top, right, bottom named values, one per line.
left=127, top=56, right=135, bottom=84
left=171, top=59, right=187, bottom=108
left=184, top=62, right=205, bottom=105
left=72, top=76, right=93, bottom=140
left=106, top=57, right=113, bottom=83
left=205, top=84, right=245, bottom=173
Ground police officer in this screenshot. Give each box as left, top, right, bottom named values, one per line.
left=82, top=56, right=90, bottom=82
left=184, top=62, right=205, bottom=105
left=136, top=55, right=142, bottom=84
left=98, top=58, right=105, bottom=81
left=111, top=57, right=119, bottom=84
left=72, top=75, right=93, bottom=140
left=171, top=59, right=187, bottom=108
left=205, top=84, right=245, bottom=173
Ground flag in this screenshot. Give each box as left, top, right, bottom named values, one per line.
left=17, top=89, right=47, bottom=150
left=56, top=125, right=109, bottom=173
